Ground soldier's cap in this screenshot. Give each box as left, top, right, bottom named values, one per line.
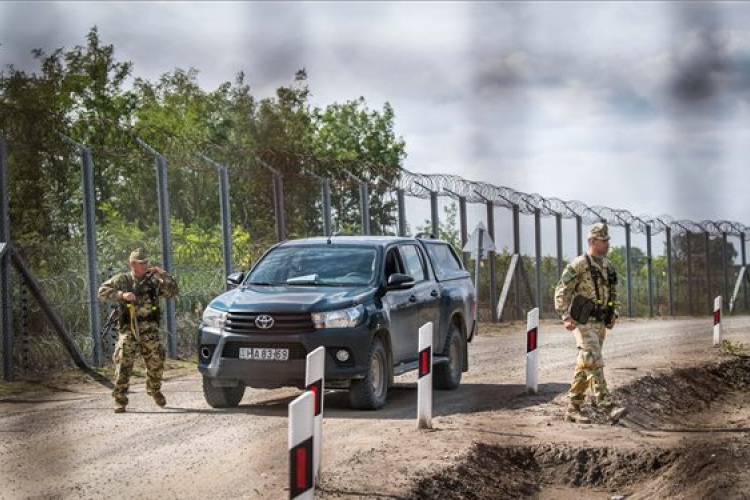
left=129, top=248, right=149, bottom=263
left=588, top=222, right=610, bottom=241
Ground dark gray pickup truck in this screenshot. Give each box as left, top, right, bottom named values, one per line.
left=198, top=235, right=476, bottom=410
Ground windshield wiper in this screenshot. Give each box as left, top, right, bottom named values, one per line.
left=246, top=281, right=278, bottom=286
left=287, top=274, right=318, bottom=285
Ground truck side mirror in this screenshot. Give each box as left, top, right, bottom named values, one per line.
left=387, top=273, right=415, bottom=290
left=227, top=272, right=245, bottom=289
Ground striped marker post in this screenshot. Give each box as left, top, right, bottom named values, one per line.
left=289, top=391, right=314, bottom=500
left=305, top=346, right=325, bottom=480
left=417, top=322, right=433, bottom=430
left=526, top=308, right=539, bottom=394
left=714, top=296, right=723, bottom=346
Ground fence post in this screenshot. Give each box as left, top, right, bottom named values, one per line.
left=155, top=154, right=177, bottom=358
left=722, top=232, right=729, bottom=311
left=666, top=227, right=675, bottom=316
left=513, top=204, right=521, bottom=320
left=486, top=201, right=497, bottom=322
left=555, top=213, right=563, bottom=278
left=705, top=232, right=712, bottom=314
left=218, top=165, right=233, bottom=282
left=430, top=190, right=439, bottom=238
left=646, top=225, right=654, bottom=318
left=81, top=147, right=102, bottom=366
left=576, top=215, right=583, bottom=256
left=687, top=231, right=694, bottom=315
left=397, top=188, right=406, bottom=237
left=274, top=172, right=286, bottom=241
left=358, top=182, right=370, bottom=235
left=459, top=195, right=468, bottom=267
left=742, top=232, right=748, bottom=312
left=625, top=223, right=633, bottom=318
left=322, top=178, right=332, bottom=238
left=534, top=208, right=542, bottom=314
left=0, top=136, right=13, bottom=380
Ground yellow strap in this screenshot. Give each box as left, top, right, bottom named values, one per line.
left=127, top=303, right=136, bottom=336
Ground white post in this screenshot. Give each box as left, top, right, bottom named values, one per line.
left=417, top=322, right=433, bottom=429
left=305, top=346, right=325, bottom=480
left=288, top=392, right=314, bottom=500
left=714, top=296, right=723, bottom=346
left=526, top=308, right=539, bottom=394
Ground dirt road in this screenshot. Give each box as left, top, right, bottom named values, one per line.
left=2, top=316, right=749, bottom=499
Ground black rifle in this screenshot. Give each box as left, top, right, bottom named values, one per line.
left=100, top=308, right=120, bottom=341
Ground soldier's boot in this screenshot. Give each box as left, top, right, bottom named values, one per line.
left=605, top=404, right=628, bottom=424
left=151, top=391, right=166, bottom=407
left=114, top=404, right=126, bottom=414
left=565, top=403, right=591, bottom=424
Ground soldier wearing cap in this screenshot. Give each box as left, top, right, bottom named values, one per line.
left=98, top=248, right=179, bottom=413
left=554, top=222, right=628, bottom=424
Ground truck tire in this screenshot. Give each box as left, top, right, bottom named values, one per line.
left=349, top=337, right=389, bottom=410
left=434, top=323, right=464, bottom=390
left=202, top=376, right=246, bottom=408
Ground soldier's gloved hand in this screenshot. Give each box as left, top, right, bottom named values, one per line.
left=121, top=292, right=136, bottom=302
left=563, top=316, right=577, bottom=331
left=150, top=266, right=164, bottom=275
left=607, top=318, right=616, bottom=329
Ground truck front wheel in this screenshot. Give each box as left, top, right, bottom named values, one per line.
left=202, top=376, right=246, bottom=408
left=349, top=337, right=389, bottom=410
left=434, top=324, right=464, bottom=390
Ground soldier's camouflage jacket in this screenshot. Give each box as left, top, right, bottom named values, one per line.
left=98, top=270, right=179, bottom=325
left=554, top=254, right=620, bottom=320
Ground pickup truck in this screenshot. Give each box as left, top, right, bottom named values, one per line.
left=198, top=235, right=476, bottom=410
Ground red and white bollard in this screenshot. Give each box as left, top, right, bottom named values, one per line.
left=714, top=296, right=723, bottom=346
left=526, top=308, right=539, bottom=394
left=288, top=391, right=314, bottom=500
left=417, top=321, right=433, bottom=430
left=305, top=346, right=325, bottom=480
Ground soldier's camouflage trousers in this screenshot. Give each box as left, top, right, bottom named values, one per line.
left=112, top=322, right=165, bottom=406
left=568, top=321, right=613, bottom=408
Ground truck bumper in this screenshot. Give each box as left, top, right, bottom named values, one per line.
left=197, top=325, right=375, bottom=389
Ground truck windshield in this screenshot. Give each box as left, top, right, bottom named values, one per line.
left=247, top=246, right=378, bottom=286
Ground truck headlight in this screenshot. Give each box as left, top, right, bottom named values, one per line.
left=202, top=306, right=228, bottom=329
left=312, top=305, right=364, bottom=329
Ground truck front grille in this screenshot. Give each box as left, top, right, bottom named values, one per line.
left=224, top=312, right=314, bottom=335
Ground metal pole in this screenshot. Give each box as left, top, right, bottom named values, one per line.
left=722, top=232, right=729, bottom=310
left=81, top=147, right=102, bottom=367
left=576, top=215, right=583, bottom=256
left=198, top=155, right=233, bottom=281
left=742, top=232, right=748, bottom=311
left=322, top=179, right=332, bottom=238
left=513, top=204, right=521, bottom=320
left=687, top=232, right=693, bottom=315
left=430, top=191, right=439, bottom=238
left=705, top=232, right=712, bottom=314
left=625, top=223, right=633, bottom=318
left=274, top=173, right=286, bottom=241
left=534, top=208, right=542, bottom=313
left=155, top=154, right=177, bottom=359
left=487, top=201, right=497, bottom=322
left=397, top=188, right=406, bottom=237
left=218, top=165, right=233, bottom=282
left=459, top=196, right=468, bottom=267
left=646, top=225, right=654, bottom=318
left=359, top=183, right=370, bottom=235
left=666, top=227, right=675, bottom=317
left=555, top=213, right=563, bottom=278
left=0, top=136, right=13, bottom=380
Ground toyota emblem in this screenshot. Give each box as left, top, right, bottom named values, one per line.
left=255, top=314, right=275, bottom=330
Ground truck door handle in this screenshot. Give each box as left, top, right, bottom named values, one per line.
left=409, top=295, right=417, bottom=303
left=430, top=290, right=438, bottom=297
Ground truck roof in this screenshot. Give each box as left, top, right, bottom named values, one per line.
left=277, top=235, right=419, bottom=250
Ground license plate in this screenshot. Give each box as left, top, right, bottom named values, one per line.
left=239, top=347, right=289, bottom=361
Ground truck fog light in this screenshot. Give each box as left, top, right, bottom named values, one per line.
left=335, top=349, right=350, bottom=362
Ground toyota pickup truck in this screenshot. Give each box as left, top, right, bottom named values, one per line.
left=198, top=235, right=476, bottom=410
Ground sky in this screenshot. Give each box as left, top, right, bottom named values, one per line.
left=2, top=1, right=750, bottom=248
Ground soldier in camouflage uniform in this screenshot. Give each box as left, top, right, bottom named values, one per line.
left=98, top=248, right=179, bottom=413
left=554, top=223, right=628, bottom=424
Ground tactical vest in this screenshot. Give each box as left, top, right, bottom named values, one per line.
left=118, top=272, right=162, bottom=326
